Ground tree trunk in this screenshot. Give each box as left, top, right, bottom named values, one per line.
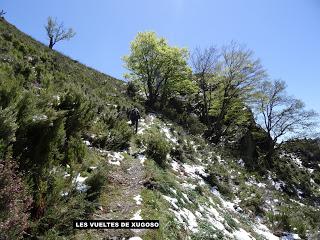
left=266, top=135, right=276, bottom=168
left=202, top=89, right=208, bottom=124
left=48, top=37, right=54, bottom=49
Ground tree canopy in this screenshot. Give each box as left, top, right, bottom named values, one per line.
left=123, top=32, right=195, bottom=107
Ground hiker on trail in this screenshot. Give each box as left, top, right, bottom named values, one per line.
left=129, top=107, right=141, bottom=133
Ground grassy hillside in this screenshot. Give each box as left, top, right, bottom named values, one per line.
left=1, top=17, right=320, bottom=240
left=0, top=17, right=138, bottom=239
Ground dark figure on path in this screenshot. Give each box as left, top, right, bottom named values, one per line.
left=129, top=107, right=141, bottom=133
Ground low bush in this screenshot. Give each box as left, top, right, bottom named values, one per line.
left=96, top=120, right=133, bottom=151
left=85, top=169, right=107, bottom=202
left=145, top=130, right=171, bottom=168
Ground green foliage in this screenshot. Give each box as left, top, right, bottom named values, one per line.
left=145, top=129, right=171, bottom=168
left=205, top=165, right=234, bottom=199
left=191, top=221, right=224, bottom=240
left=66, top=134, right=87, bottom=164
left=96, top=119, right=133, bottom=151
left=240, top=190, right=265, bottom=215
left=0, top=106, right=17, bottom=146
left=123, top=31, right=193, bottom=107
left=0, top=19, right=132, bottom=238
left=58, top=89, right=95, bottom=138
left=126, top=80, right=139, bottom=98
left=85, top=169, right=107, bottom=202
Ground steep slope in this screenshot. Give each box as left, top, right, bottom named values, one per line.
left=76, top=113, right=320, bottom=240
left=0, top=17, right=137, bottom=239
left=1, top=17, right=319, bottom=240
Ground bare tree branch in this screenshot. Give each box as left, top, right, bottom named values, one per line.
left=0, top=10, right=6, bottom=17
left=253, top=79, right=318, bottom=144
left=45, top=17, right=76, bottom=49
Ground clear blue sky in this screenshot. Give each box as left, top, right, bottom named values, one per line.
left=2, top=0, right=320, bottom=113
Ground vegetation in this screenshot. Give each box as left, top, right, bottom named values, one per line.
left=123, top=32, right=195, bottom=108
left=0, top=18, right=133, bottom=238
left=0, top=14, right=319, bottom=239
left=145, top=129, right=171, bottom=168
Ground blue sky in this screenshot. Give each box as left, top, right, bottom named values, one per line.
left=2, top=0, right=320, bottom=113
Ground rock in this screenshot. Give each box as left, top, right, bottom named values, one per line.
left=143, top=179, right=159, bottom=190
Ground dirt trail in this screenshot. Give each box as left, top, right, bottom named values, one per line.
left=89, top=115, right=155, bottom=240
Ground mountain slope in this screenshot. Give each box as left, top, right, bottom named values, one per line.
left=0, top=17, right=320, bottom=240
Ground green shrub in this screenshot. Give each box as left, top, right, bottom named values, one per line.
left=96, top=120, right=133, bottom=151
left=178, top=113, right=207, bottom=135
left=85, top=170, right=106, bottom=202
left=66, top=134, right=87, bottom=164
left=241, top=192, right=264, bottom=215
left=170, top=146, right=187, bottom=163
left=126, top=81, right=139, bottom=98
left=146, top=130, right=171, bottom=168
left=205, top=166, right=234, bottom=199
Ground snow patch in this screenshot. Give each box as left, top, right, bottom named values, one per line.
left=183, top=163, right=209, bottom=179
left=133, top=195, right=142, bottom=205
left=253, top=223, right=279, bottom=240
left=32, top=114, right=48, bottom=122
left=137, top=154, right=146, bottom=165
left=131, top=209, right=143, bottom=220
left=108, top=152, right=124, bottom=165
left=171, top=160, right=181, bottom=172
left=233, top=228, right=254, bottom=240
left=73, top=173, right=88, bottom=192
left=163, top=195, right=179, bottom=209
left=161, top=126, right=178, bottom=144
left=128, top=237, right=143, bottom=240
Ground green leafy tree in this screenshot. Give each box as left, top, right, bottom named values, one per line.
left=123, top=32, right=193, bottom=107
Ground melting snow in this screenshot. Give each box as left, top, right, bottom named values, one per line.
left=137, top=114, right=156, bottom=134
left=163, top=195, right=179, bottom=209
left=32, top=114, right=48, bottom=122
left=281, top=232, right=301, bottom=240
left=170, top=208, right=198, bottom=233
left=182, top=193, right=192, bottom=204
left=128, top=237, right=143, bottom=240
left=161, top=126, right=178, bottom=144
left=272, top=180, right=286, bottom=191
left=131, top=209, right=143, bottom=220
left=133, top=195, right=142, bottom=205
left=137, top=154, right=146, bottom=165
left=211, top=186, right=221, bottom=197
left=253, top=223, right=279, bottom=240
left=170, top=188, right=177, bottom=195
left=237, top=159, right=245, bottom=167
left=181, top=182, right=197, bottom=190
left=183, top=163, right=209, bottom=179
left=73, top=173, right=88, bottom=192
left=108, top=152, right=124, bottom=165
left=233, top=228, right=254, bottom=240
left=171, top=160, right=181, bottom=172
